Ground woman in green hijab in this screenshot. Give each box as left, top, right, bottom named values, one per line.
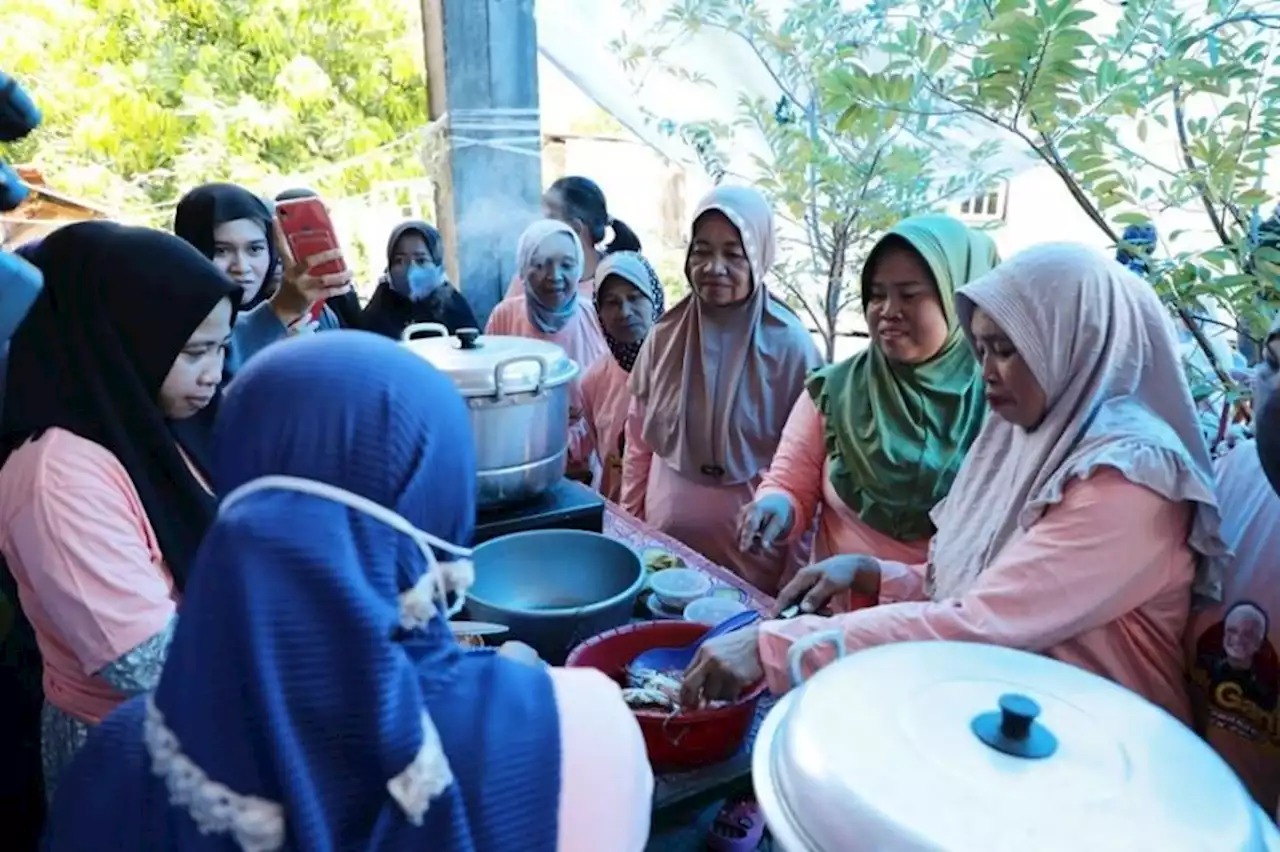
left=738, top=214, right=997, bottom=607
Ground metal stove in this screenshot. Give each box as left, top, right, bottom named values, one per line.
left=473, top=477, right=606, bottom=544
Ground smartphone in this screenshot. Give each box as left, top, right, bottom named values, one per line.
left=274, top=196, right=346, bottom=324
left=275, top=196, right=346, bottom=278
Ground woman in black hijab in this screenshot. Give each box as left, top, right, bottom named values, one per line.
left=0, top=221, right=237, bottom=798
left=174, top=182, right=278, bottom=311
left=362, top=220, right=479, bottom=339
left=176, top=183, right=353, bottom=370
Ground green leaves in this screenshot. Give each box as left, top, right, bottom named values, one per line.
left=834, top=0, right=1280, bottom=380
left=620, top=0, right=1001, bottom=358
left=4, top=0, right=427, bottom=215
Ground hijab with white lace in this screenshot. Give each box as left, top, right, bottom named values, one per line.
left=44, top=333, right=562, bottom=852
left=928, top=243, right=1227, bottom=604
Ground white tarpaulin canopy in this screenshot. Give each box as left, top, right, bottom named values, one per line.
left=534, top=0, right=1043, bottom=181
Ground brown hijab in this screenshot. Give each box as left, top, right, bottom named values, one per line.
left=629, top=185, right=822, bottom=486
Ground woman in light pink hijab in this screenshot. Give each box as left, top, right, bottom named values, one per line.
left=681, top=243, right=1228, bottom=725
left=621, top=185, right=823, bottom=595
left=486, top=219, right=608, bottom=480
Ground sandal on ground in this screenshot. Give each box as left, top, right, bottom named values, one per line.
left=706, top=795, right=766, bottom=852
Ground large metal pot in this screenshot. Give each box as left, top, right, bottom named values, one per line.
left=400, top=323, right=578, bottom=506
left=467, top=529, right=645, bottom=665
left=752, top=637, right=1280, bottom=852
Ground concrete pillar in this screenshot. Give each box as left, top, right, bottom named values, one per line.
left=421, top=0, right=544, bottom=326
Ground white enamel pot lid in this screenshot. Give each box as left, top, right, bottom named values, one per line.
left=751, top=637, right=1278, bottom=852
left=399, top=323, right=578, bottom=397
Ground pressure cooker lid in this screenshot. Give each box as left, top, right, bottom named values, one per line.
left=399, top=324, right=578, bottom=396
left=755, top=641, right=1271, bottom=852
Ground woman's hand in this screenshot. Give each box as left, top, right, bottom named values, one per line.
left=680, top=625, right=764, bottom=707
left=775, top=554, right=881, bottom=615
left=497, top=640, right=542, bottom=666
left=737, top=493, right=795, bottom=554
left=270, top=248, right=354, bottom=323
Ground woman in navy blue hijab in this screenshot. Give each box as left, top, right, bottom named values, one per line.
left=43, top=332, right=651, bottom=851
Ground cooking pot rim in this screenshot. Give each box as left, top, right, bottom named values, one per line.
left=468, top=530, right=647, bottom=616
left=401, top=326, right=579, bottom=396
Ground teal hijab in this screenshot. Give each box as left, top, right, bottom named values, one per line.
left=807, top=215, right=997, bottom=541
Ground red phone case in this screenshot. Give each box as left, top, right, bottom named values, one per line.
left=275, top=196, right=347, bottom=278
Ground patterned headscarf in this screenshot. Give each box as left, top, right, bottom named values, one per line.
left=594, top=251, right=665, bottom=372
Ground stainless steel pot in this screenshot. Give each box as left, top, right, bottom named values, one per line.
left=400, top=323, right=578, bottom=507
left=752, top=636, right=1280, bottom=852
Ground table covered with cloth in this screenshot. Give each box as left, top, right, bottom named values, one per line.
left=602, top=502, right=775, bottom=813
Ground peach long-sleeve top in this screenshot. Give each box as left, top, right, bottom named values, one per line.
left=485, top=297, right=609, bottom=469
left=622, top=398, right=806, bottom=596
left=550, top=667, right=654, bottom=850
left=759, top=469, right=1196, bottom=723
left=0, top=428, right=177, bottom=724
left=579, top=356, right=632, bottom=503
left=756, top=394, right=931, bottom=567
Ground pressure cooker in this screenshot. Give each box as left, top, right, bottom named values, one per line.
left=400, top=323, right=578, bottom=507
left=752, top=635, right=1280, bottom=852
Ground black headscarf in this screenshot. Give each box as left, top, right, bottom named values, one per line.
left=361, top=220, right=478, bottom=339
left=4, top=222, right=238, bottom=588
left=273, top=187, right=365, bottom=328
left=174, top=183, right=279, bottom=311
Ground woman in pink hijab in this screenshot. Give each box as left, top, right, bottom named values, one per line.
left=486, top=219, right=609, bottom=479
left=621, top=186, right=823, bottom=595
left=681, top=243, right=1227, bottom=725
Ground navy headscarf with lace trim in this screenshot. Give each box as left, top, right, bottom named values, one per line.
left=43, top=333, right=562, bottom=852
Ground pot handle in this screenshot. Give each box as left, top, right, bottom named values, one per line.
left=493, top=355, right=548, bottom=398
left=786, top=630, right=845, bottom=690
left=401, top=321, right=450, bottom=342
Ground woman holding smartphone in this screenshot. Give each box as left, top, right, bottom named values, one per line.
left=174, top=183, right=354, bottom=371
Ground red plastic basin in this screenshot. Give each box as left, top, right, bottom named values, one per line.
left=566, top=620, right=765, bottom=772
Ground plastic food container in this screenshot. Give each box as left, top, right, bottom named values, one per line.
left=648, top=568, right=711, bottom=610
left=567, top=620, right=765, bottom=771
left=684, top=595, right=750, bottom=626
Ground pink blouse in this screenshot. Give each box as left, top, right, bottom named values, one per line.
left=580, top=357, right=632, bottom=503
left=756, top=393, right=931, bottom=566
left=484, top=297, right=609, bottom=469
left=550, top=667, right=653, bottom=850
left=622, top=398, right=806, bottom=597
left=0, top=428, right=176, bottom=723
left=759, top=470, right=1196, bottom=723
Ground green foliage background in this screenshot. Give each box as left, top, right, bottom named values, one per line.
left=2, top=0, right=430, bottom=224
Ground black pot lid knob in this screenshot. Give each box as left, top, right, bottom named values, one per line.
left=456, top=327, right=481, bottom=349
left=971, top=693, right=1059, bottom=760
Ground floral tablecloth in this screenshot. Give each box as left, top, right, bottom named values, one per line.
left=602, top=502, right=774, bottom=613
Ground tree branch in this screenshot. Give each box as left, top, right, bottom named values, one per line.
left=1172, top=85, right=1232, bottom=246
